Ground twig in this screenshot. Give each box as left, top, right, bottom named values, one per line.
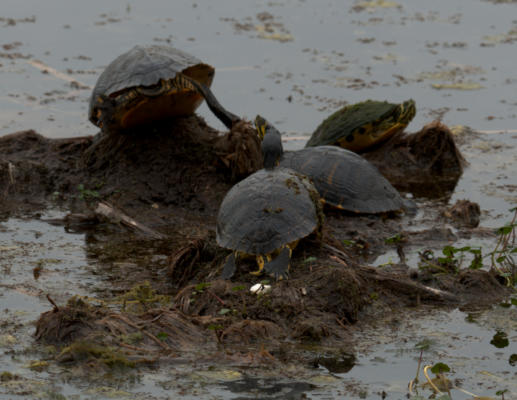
left=7, top=162, right=15, bottom=185
left=108, top=313, right=173, bottom=353
left=368, top=268, right=458, bottom=303
left=323, top=243, right=352, bottom=261
left=95, top=201, right=166, bottom=240
left=46, top=294, right=59, bottom=312
left=27, top=59, right=90, bottom=88
left=334, top=316, right=349, bottom=330
left=423, top=365, right=442, bottom=394
left=118, top=342, right=150, bottom=353
left=207, top=290, right=226, bottom=305
left=330, top=255, right=348, bottom=267
left=415, top=349, right=423, bottom=384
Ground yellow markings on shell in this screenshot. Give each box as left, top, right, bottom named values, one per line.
left=325, top=161, right=339, bottom=187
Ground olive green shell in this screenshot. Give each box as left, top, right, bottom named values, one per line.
left=216, top=168, right=322, bottom=255
left=306, top=99, right=415, bottom=149
left=279, top=146, right=406, bottom=213
left=88, top=45, right=214, bottom=127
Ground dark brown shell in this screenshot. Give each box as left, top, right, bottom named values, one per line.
left=216, top=168, right=321, bottom=255
left=280, top=146, right=407, bottom=213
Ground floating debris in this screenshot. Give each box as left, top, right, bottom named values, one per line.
left=431, top=81, right=484, bottom=90
left=352, top=0, right=402, bottom=12
left=222, top=12, right=293, bottom=42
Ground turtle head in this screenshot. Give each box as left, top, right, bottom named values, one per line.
left=396, top=99, right=416, bottom=125
left=255, top=115, right=284, bottom=169
left=254, top=115, right=268, bottom=140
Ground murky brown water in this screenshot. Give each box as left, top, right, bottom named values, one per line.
left=1, top=0, right=516, bottom=399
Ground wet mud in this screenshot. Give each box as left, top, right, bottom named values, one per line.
left=0, top=116, right=511, bottom=374
left=363, top=120, right=466, bottom=198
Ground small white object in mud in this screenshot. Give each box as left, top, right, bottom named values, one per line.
left=250, top=283, right=271, bottom=294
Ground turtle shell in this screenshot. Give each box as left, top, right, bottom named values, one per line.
left=89, top=45, right=215, bottom=132
left=216, top=168, right=322, bottom=255
left=306, top=99, right=416, bottom=152
left=279, top=146, right=406, bottom=213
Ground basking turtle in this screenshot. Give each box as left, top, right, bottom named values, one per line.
left=216, top=167, right=322, bottom=280
left=89, top=45, right=239, bottom=133
left=255, top=115, right=412, bottom=214
left=306, top=99, right=416, bottom=152
left=217, top=125, right=322, bottom=279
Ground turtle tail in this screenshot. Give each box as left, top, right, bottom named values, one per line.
left=183, top=75, right=240, bottom=130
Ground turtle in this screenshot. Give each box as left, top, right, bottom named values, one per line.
left=216, top=167, right=323, bottom=280
left=255, top=115, right=414, bottom=214
left=306, top=99, right=416, bottom=152
left=88, top=45, right=239, bottom=133
left=216, top=123, right=322, bottom=280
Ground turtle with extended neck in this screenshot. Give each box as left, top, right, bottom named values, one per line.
left=215, top=123, right=323, bottom=280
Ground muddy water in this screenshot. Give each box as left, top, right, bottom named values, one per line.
left=1, top=0, right=516, bottom=137
left=1, top=0, right=517, bottom=399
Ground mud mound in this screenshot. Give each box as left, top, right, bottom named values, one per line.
left=35, top=296, right=103, bottom=344
left=1, top=117, right=512, bottom=372
left=0, top=130, right=91, bottom=214
left=364, top=120, right=466, bottom=198
left=424, top=268, right=507, bottom=308
left=0, top=115, right=262, bottom=219
left=35, top=296, right=210, bottom=367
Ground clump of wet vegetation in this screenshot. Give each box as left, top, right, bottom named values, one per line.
left=418, top=207, right=517, bottom=291
left=363, top=120, right=465, bottom=198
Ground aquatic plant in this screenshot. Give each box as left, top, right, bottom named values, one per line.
left=418, top=207, right=517, bottom=286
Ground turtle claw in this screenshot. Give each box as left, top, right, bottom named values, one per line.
left=221, top=253, right=237, bottom=280
left=264, top=247, right=291, bottom=280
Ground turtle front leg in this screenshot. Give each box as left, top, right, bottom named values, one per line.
left=250, top=255, right=268, bottom=276
left=264, top=247, right=291, bottom=280
left=221, top=252, right=237, bottom=279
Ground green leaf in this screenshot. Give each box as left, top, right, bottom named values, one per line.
left=457, top=246, right=472, bottom=252
left=442, top=246, right=455, bottom=257
left=509, top=354, right=517, bottom=367
left=207, top=324, right=223, bottom=331
left=496, top=255, right=507, bottom=263
left=496, top=225, right=513, bottom=235
left=431, top=362, right=450, bottom=374
left=414, top=338, right=433, bottom=351
left=194, top=282, right=211, bottom=292
left=303, top=256, right=317, bottom=264
left=218, top=308, right=231, bottom=315
left=469, top=256, right=483, bottom=270
left=156, top=332, right=168, bottom=341
left=490, top=331, right=509, bottom=348
left=384, top=234, right=403, bottom=244
left=231, top=285, right=245, bottom=292
left=342, top=239, right=356, bottom=246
